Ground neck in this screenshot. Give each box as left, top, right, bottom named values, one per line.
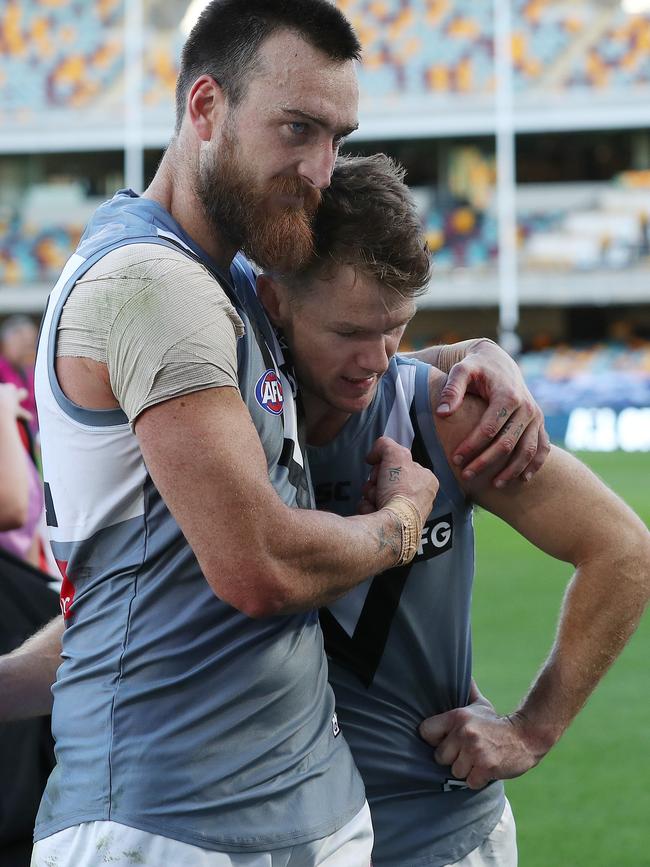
left=303, top=390, right=351, bottom=447
left=143, top=143, right=236, bottom=271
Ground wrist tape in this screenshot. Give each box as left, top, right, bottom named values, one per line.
left=437, top=338, right=497, bottom=373
left=383, top=495, right=424, bottom=567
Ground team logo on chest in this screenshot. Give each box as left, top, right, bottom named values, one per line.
left=255, top=369, right=284, bottom=415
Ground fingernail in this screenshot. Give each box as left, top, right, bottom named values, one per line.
left=463, top=470, right=475, bottom=480
left=437, top=402, right=450, bottom=414
left=495, top=479, right=507, bottom=489
left=453, top=455, right=463, bottom=466
left=524, top=471, right=533, bottom=482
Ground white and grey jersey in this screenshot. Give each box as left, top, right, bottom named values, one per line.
left=33, top=190, right=364, bottom=852
left=308, top=356, right=504, bottom=867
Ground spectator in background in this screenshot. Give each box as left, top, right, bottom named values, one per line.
left=0, top=384, right=58, bottom=867
left=0, top=383, right=44, bottom=569
left=0, top=316, right=38, bottom=435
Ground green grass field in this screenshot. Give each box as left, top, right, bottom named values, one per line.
left=471, top=451, right=649, bottom=867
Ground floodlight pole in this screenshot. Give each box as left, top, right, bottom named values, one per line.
left=494, top=0, right=521, bottom=356
left=124, top=0, right=145, bottom=194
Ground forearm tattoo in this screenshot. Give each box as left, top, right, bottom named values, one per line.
left=375, top=512, right=401, bottom=559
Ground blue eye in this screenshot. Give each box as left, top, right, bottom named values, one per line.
left=289, top=122, right=307, bottom=135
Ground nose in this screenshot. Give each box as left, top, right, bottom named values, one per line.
left=357, top=338, right=390, bottom=377
left=298, top=141, right=337, bottom=190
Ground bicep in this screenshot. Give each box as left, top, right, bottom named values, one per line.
left=473, top=446, right=643, bottom=565
left=429, top=370, right=643, bottom=566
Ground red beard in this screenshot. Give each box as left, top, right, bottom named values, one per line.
left=196, top=133, right=322, bottom=272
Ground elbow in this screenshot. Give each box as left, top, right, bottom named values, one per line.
left=616, top=524, right=650, bottom=585
left=226, top=578, right=290, bottom=619
left=203, top=557, right=299, bottom=620
left=228, top=584, right=298, bottom=620
left=582, top=524, right=650, bottom=604
left=237, top=593, right=291, bottom=620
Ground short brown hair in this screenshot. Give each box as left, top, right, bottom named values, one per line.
left=175, top=0, right=361, bottom=133
left=285, top=153, right=431, bottom=299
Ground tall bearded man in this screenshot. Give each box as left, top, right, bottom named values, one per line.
left=10, top=3, right=547, bottom=865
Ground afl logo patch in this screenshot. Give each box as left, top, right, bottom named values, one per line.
left=255, top=369, right=284, bottom=415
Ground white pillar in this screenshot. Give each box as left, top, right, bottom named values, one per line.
left=124, top=0, right=144, bottom=193
left=494, top=0, right=520, bottom=356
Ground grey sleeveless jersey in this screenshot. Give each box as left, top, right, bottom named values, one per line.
left=308, top=356, right=504, bottom=867
left=33, top=190, right=364, bottom=851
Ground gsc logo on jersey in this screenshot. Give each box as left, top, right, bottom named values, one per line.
left=255, top=369, right=284, bottom=415
left=413, top=512, right=453, bottom=563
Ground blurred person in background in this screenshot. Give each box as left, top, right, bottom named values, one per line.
left=0, top=382, right=58, bottom=867
left=0, top=383, right=43, bottom=568
left=0, top=316, right=38, bottom=435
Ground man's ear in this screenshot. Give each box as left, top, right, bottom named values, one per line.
left=186, top=75, right=227, bottom=141
left=256, top=274, right=290, bottom=327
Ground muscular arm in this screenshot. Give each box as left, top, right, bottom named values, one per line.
left=0, top=390, right=435, bottom=720
left=420, top=370, right=650, bottom=787
left=56, top=259, right=437, bottom=621
left=135, top=387, right=436, bottom=618
left=477, top=448, right=648, bottom=739
left=0, top=616, right=64, bottom=721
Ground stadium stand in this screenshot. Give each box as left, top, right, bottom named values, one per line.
left=519, top=339, right=650, bottom=449
left=3, top=0, right=650, bottom=126
left=0, top=183, right=103, bottom=285
left=0, top=0, right=124, bottom=120
left=143, top=35, right=182, bottom=109
left=565, top=6, right=650, bottom=90
left=4, top=173, right=649, bottom=284
left=520, top=172, right=650, bottom=270
left=520, top=341, right=650, bottom=412
left=1, top=0, right=649, bottom=348
left=417, top=170, right=650, bottom=273
left=511, top=0, right=587, bottom=91
left=338, top=0, right=495, bottom=98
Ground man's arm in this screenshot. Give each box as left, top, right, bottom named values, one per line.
left=419, top=371, right=650, bottom=789
left=135, top=387, right=437, bottom=618
left=0, top=615, right=64, bottom=721
left=406, top=339, right=549, bottom=486
left=0, top=393, right=436, bottom=722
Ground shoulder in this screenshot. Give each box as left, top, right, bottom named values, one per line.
left=391, top=355, right=487, bottom=451
left=411, top=361, right=487, bottom=439
left=390, top=355, right=488, bottom=489
left=84, top=241, right=194, bottom=275
left=92, top=245, right=243, bottom=336
left=85, top=243, right=223, bottom=299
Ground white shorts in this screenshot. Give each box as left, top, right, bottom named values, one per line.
left=447, top=798, right=518, bottom=867
left=31, top=802, right=373, bottom=867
